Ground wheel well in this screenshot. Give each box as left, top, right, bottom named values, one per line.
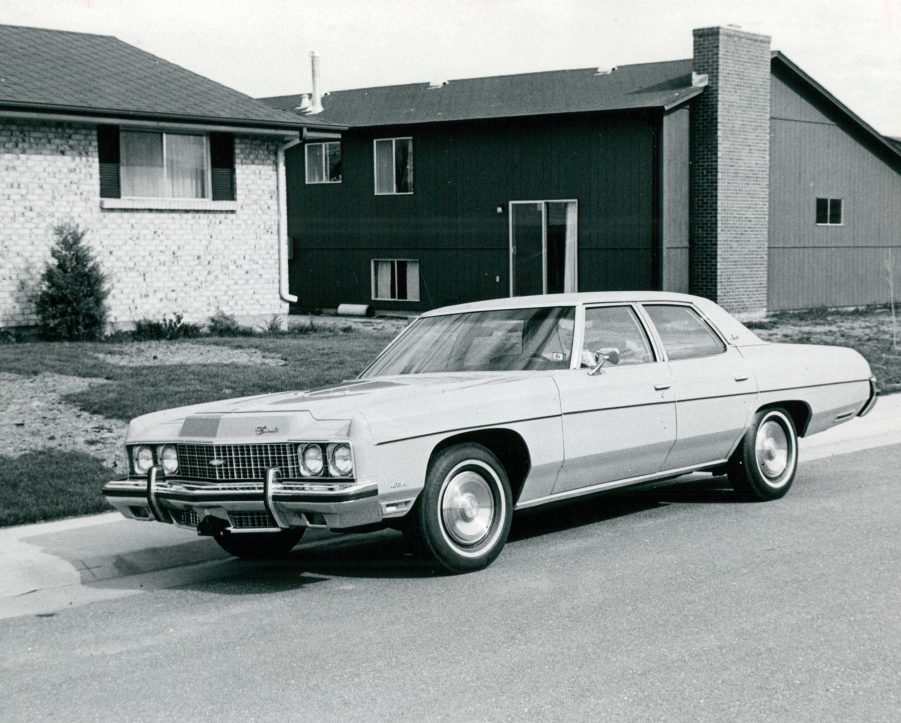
left=758, top=400, right=813, bottom=437
left=429, top=429, right=532, bottom=504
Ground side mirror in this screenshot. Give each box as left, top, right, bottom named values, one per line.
left=588, top=347, right=620, bottom=376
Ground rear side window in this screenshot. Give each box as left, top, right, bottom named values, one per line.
left=644, top=305, right=726, bottom=361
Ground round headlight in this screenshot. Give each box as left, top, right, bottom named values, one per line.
left=299, top=444, right=324, bottom=477
left=328, top=443, right=353, bottom=477
left=159, top=445, right=178, bottom=474
left=132, top=445, right=154, bottom=474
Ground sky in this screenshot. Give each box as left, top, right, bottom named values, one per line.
left=2, top=0, right=900, bottom=136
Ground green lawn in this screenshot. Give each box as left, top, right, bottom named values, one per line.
left=0, top=331, right=397, bottom=421
left=0, top=451, right=114, bottom=527
left=0, top=307, right=896, bottom=527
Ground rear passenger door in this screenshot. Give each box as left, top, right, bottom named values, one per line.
left=641, top=303, right=757, bottom=470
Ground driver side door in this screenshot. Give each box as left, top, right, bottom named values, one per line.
left=551, top=304, right=676, bottom=494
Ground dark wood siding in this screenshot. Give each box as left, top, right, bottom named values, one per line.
left=661, top=107, right=690, bottom=292
left=769, top=67, right=901, bottom=310
left=287, top=111, right=659, bottom=310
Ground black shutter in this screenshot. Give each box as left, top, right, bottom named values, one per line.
left=97, top=125, right=121, bottom=198
left=209, top=132, right=236, bottom=201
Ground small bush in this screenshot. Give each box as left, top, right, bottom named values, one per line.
left=208, top=309, right=249, bottom=337
left=132, top=313, right=201, bottom=341
left=36, top=223, right=109, bottom=340
left=292, top=314, right=319, bottom=335
left=259, top=315, right=285, bottom=336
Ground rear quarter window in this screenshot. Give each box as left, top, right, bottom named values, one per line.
left=644, top=304, right=726, bottom=361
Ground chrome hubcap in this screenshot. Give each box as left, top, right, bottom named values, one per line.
left=441, top=470, right=495, bottom=546
left=755, top=419, right=790, bottom=483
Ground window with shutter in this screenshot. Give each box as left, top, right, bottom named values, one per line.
left=97, top=127, right=236, bottom=206
left=209, top=133, right=236, bottom=201
left=97, top=125, right=121, bottom=198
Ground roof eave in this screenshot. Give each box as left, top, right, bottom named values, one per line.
left=0, top=100, right=346, bottom=132
left=314, top=97, right=700, bottom=129
left=662, top=86, right=706, bottom=111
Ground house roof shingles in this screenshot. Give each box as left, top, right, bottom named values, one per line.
left=262, top=59, right=701, bottom=127
left=0, top=24, right=329, bottom=129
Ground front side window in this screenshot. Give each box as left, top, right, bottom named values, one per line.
left=362, top=306, right=575, bottom=376
left=305, top=142, right=342, bottom=183
left=643, top=304, right=726, bottom=361
left=581, top=306, right=654, bottom=368
left=372, top=259, right=420, bottom=301
left=374, top=138, right=413, bottom=194
left=816, top=197, right=843, bottom=225
left=120, top=130, right=207, bottom=199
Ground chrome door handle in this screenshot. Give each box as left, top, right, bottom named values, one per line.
left=734, top=375, right=749, bottom=382
left=654, top=382, right=671, bottom=391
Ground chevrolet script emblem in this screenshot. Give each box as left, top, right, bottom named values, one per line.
left=208, top=459, right=225, bottom=467
left=255, top=425, right=279, bottom=435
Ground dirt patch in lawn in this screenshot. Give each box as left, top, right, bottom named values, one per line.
left=94, top=340, right=286, bottom=367
left=0, top=372, right=127, bottom=471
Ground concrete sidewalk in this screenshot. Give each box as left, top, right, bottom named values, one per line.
left=1, top=393, right=898, bottom=619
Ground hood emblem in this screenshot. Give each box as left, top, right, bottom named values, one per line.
left=255, top=425, right=280, bottom=435
left=209, top=459, right=225, bottom=467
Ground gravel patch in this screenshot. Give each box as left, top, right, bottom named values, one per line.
left=94, top=341, right=286, bottom=367
left=0, top=373, right=127, bottom=471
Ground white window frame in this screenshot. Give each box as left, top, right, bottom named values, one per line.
left=815, top=197, right=844, bottom=226
left=373, top=137, right=414, bottom=195
left=371, top=259, right=420, bottom=301
left=304, top=141, right=342, bottom=184
left=508, top=199, right=579, bottom=296
left=119, top=130, right=212, bottom=200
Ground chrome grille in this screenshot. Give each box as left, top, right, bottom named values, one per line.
left=230, top=512, right=277, bottom=529
left=176, top=443, right=299, bottom=481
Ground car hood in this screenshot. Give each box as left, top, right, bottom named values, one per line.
left=126, top=372, right=559, bottom=444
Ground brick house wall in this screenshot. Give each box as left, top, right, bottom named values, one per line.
left=690, top=27, right=771, bottom=316
left=0, top=119, right=288, bottom=329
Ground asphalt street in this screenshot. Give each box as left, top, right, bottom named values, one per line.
left=0, top=424, right=899, bottom=720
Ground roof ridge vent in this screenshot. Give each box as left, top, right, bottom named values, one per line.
left=692, top=71, right=709, bottom=87
left=595, top=66, right=617, bottom=76
left=428, top=80, right=448, bottom=89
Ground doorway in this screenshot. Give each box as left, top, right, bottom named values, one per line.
left=509, top=200, right=578, bottom=296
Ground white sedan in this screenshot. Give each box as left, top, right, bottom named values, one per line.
left=103, top=292, right=877, bottom=573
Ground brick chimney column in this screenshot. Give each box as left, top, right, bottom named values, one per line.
left=690, top=26, right=771, bottom=315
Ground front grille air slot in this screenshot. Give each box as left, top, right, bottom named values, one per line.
left=170, top=507, right=200, bottom=527
left=176, top=443, right=299, bottom=481
left=230, top=512, right=277, bottom=529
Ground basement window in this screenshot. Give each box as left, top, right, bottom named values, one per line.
left=372, top=259, right=420, bottom=301
left=305, top=142, right=342, bottom=183
left=374, top=138, right=413, bottom=194
left=816, top=198, right=843, bottom=226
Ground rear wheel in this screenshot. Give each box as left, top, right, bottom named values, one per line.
left=729, top=408, right=798, bottom=501
left=214, top=529, right=305, bottom=558
left=417, top=443, right=513, bottom=573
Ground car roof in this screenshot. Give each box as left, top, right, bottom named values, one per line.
left=420, top=291, right=707, bottom=316
left=419, top=291, right=765, bottom=347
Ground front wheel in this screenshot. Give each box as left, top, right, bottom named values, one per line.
left=214, top=529, right=305, bottom=558
left=416, top=443, right=513, bottom=573
left=728, top=408, right=798, bottom=501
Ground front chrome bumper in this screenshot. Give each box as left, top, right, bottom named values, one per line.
left=103, top=466, right=382, bottom=533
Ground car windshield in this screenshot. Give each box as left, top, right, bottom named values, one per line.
left=362, top=306, right=576, bottom=376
